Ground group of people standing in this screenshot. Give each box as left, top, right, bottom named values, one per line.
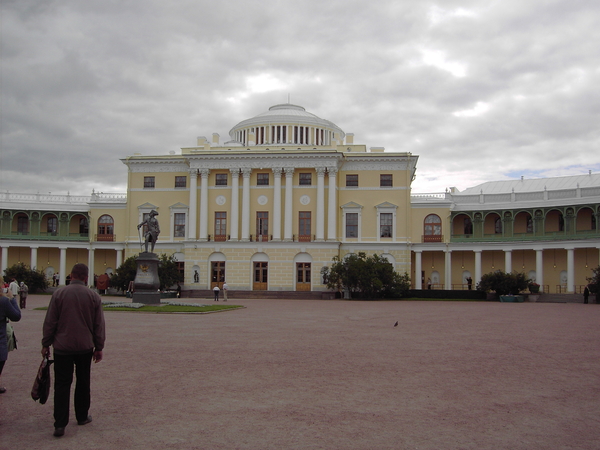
left=0, top=263, right=106, bottom=438
left=2, top=277, right=29, bottom=308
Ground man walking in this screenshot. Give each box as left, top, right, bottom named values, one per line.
left=9, top=278, right=19, bottom=300
left=42, top=263, right=106, bottom=438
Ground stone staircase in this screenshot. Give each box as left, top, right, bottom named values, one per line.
left=533, top=293, right=594, bottom=303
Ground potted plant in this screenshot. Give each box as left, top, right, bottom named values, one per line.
left=477, top=270, right=530, bottom=302
left=528, top=282, right=540, bottom=293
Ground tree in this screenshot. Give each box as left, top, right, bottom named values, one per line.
left=110, top=256, right=137, bottom=292
left=321, top=252, right=411, bottom=299
left=157, top=253, right=183, bottom=290
left=110, top=253, right=183, bottom=292
left=586, top=265, right=600, bottom=295
left=476, top=270, right=530, bottom=297
left=3, top=262, right=49, bottom=293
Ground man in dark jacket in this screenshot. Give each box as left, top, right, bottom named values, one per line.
left=42, top=263, right=106, bottom=438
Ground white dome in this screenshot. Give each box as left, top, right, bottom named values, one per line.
left=229, top=104, right=345, bottom=142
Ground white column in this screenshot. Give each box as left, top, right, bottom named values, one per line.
left=284, top=167, right=294, bottom=241
left=567, top=248, right=575, bottom=293
left=475, top=250, right=482, bottom=284
left=88, top=248, right=95, bottom=286
left=272, top=168, right=282, bottom=241
left=327, top=168, right=337, bottom=241
left=415, top=250, right=422, bottom=289
left=536, top=249, right=544, bottom=292
left=199, top=169, right=210, bottom=241
left=241, top=168, right=251, bottom=241
left=59, top=247, right=67, bottom=285
left=188, top=169, right=198, bottom=240
left=116, top=248, right=123, bottom=268
left=229, top=168, right=240, bottom=241
left=444, top=249, right=452, bottom=290
left=504, top=249, right=512, bottom=273
left=316, top=167, right=326, bottom=241
left=30, top=246, right=38, bottom=270
left=1, top=246, right=8, bottom=275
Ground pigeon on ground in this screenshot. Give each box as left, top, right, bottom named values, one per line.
left=394, top=321, right=398, bottom=327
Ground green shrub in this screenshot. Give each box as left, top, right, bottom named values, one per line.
left=476, top=270, right=530, bottom=296
left=3, top=262, right=50, bottom=293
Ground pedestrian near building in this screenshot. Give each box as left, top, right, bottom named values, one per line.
left=583, top=286, right=590, bottom=304
left=0, top=292, right=21, bottom=394
left=19, top=282, right=28, bottom=309
left=222, top=282, right=228, bottom=301
left=9, top=278, right=19, bottom=300
left=213, top=285, right=220, bottom=301
left=41, top=263, right=106, bottom=438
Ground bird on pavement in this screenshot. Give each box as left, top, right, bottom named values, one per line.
left=394, top=321, right=398, bottom=327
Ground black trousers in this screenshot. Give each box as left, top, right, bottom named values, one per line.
left=53, top=351, right=93, bottom=428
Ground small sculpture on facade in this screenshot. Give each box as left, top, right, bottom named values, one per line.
left=137, top=210, right=160, bottom=253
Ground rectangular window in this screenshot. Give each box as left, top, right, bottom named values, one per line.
left=380, top=174, right=393, bottom=187
left=174, top=213, right=186, bottom=237
left=215, top=212, right=227, bottom=240
left=299, top=211, right=311, bottom=240
left=380, top=213, right=393, bottom=238
left=47, top=216, right=58, bottom=235
left=144, top=176, right=155, bottom=188
left=299, top=173, right=312, bottom=185
left=257, top=173, right=269, bottom=186
left=175, top=176, right=187, bottom=188
left=215, top=173, right=228, bottom=186
left=346, top=174, right=358, bottom=187
left=346, top=213, right=358, bottom=238
left=256, top=212, right=269, bottom=240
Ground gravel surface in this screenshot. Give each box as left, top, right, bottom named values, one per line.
left=1, top=295, right=599, bottom=450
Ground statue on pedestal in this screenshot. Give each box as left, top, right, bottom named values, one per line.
left=137, top=210, right=160, bottom=253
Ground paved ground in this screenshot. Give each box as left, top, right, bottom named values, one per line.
left=1, top=295, right=599, bottom=450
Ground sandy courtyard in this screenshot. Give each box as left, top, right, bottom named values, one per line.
left=1, top=295, right=599, bottom=450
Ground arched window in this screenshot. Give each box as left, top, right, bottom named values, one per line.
left=424, top=214, right=442, bottom=242
left=97, top=215, right=114, bottom=241
left=494, top=217, right=502, bottom=234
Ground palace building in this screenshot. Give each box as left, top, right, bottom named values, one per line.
left=1, top=103, right=599, bottom=295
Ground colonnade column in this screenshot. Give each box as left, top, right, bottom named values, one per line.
left=327, top=168, right=337, bottom=241
left=229, top=169, right=240, bottom=241
left=272, top=168, right=282, bottom=241
left=30, top=247, right=38, bottom=270
left=504, top=249, right=512, bottom=273
left=88, top=248, right=95, bottom=286
left=199, top=169, right=210, bottom=241
left=567, top=248, right=575, bottom=293
left=59, top=247, right=67, bottom=285
left=444, top=249, right=452, bottom=290
left=415, top=250, right=422, bottom=289
left=188, top=169, right=198, bottom=240
left=284, top=168, right=294, bottom=241
left=535, top=249, right=544, bottom=292
left=241, top=168, right=251, bottom=241
left=474, top=250, right=482, bottom=284
left=316, top=167, right=325, bottom=241
left=1, top=246, right=8, bottom=275
left=116, top=248, right=123, bottom=269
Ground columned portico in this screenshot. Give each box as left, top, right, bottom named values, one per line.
left=59, top=247, right=67, bottom=285
left=88, top=248, right=95, bottom=284
left=567, top=248, right=575, bottom=293
left=474, top=250, right=482, bottom=284
left=30, top=246, right=38, bottom=270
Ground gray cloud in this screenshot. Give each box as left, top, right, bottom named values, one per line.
left=1, top=0, right=599, bottom=196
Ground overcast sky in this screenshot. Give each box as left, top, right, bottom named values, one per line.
left=2, top=0, right=599, bottom=197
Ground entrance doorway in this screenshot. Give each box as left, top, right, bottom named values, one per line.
left=253, top=262, right=268, bottom=290
left=211, top=261, right=225, bottom=289
left=296, top=263, right=311, bottom=291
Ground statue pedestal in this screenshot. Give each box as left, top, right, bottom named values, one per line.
left=132, top=252, right=161, bottom=304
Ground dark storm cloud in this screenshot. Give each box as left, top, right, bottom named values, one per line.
left=1, top=0, right=599, bottom=195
